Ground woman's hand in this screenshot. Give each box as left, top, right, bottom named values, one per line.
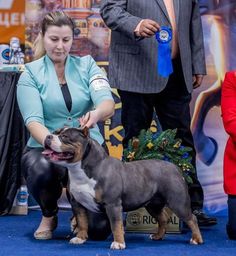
left=79, top=110, right=100, bottom=128
left=79, top=100, right=115, bottom=128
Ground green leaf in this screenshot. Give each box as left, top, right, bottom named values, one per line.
left=123, top=129, right=195, bottom=185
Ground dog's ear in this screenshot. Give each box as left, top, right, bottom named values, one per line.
left=82, top=126, right=89, bottom=137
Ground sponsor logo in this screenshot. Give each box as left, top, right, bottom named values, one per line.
left=0, top=0, right=14, bottom=10
left=1, top=48, right=10, bottom=61
left=127, top=212, right=142, bottom=226
left=127, top=211, right=179, bottom=226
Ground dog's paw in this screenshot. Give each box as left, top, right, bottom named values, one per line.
left=150, top=234, right=164, bottom=241
left=190, top=238, right=203, bottom=245
left=69, top=237, right=86, bottom=245
left=110, top=241, right=126, bottom=250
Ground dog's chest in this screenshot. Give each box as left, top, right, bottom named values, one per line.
left=68, top=165, right=100, bottom=212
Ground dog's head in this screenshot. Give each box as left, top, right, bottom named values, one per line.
left=43, top=127, right=90, bottom=164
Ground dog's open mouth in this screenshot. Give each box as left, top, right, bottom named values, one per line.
left=42, top=149, right=74, bottom=161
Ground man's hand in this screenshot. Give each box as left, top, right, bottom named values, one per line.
left=193, top=75, right=204, bottom=89
left=138, top=19, right=160, bottom=38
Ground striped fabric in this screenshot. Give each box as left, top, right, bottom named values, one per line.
left=100, top=0, right=206, bottom=94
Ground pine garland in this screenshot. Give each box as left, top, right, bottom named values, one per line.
left=123, top=129, right=195, bottom=184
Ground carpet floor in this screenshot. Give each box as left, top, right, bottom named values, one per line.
left=0, top=210, right=235, bottom=256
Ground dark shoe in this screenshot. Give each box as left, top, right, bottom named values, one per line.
left=226, top=224, right=236, bottom=240
left=193, top=210, right=217, bottom=226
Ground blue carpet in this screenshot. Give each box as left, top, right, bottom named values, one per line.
left=0, top=210, right=235, bottom=256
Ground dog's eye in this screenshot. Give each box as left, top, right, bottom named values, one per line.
left=60, top=134, right=68, bottom=140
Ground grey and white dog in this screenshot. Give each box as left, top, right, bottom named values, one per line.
left=43, top=127, right=203, bottom=249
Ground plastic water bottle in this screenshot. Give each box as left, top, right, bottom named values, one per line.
left=16, top=185, right=28, bottom=206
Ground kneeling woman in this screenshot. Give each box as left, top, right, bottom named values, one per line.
left=17, top=11, right=114, bottom=240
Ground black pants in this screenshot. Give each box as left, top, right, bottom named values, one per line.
left=21, top=147, right=66, bottom=217
left=118, top=57, right=204, bottom=210
left=21, top=147, right=111, bottom=240
left=227, top=195, right=236, bottom=239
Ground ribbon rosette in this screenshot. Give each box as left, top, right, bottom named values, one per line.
left=156, top=26, right=173, bottom=77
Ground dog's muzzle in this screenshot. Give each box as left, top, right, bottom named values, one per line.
left=42, top=134, right=74, bottom=161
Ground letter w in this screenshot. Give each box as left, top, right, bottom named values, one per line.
left=0, top=0, right=14, bottom=10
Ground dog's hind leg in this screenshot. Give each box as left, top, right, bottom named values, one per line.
left=168, top=195, right=203, bottom=244
left=185, top=214, right=203, bottom=245
left=105, top=203, right=126, bottom=250
left=69, top=206, right=88, bottom=244
left=164, top=175, right=204, bottom=245
left=146, top=205, right=170, bottom=241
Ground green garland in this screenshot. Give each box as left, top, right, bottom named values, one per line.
left=123, top=129, right=195, bottom=184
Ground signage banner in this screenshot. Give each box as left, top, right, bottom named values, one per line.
left=0, top=0, right=25, bottom=44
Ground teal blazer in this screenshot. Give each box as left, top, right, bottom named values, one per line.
left=17, top=54, right=113, bottom=148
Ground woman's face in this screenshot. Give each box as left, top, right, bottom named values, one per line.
left=43, top=25, right=73, bottom=64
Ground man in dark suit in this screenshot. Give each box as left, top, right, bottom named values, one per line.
left=100, top=0, right=217, bottom=226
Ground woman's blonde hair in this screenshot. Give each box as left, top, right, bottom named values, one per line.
left=33, top=11, right=75, bottom=60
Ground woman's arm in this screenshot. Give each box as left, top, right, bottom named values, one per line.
left=27, top=122, right=51, bottom=146
left=79, top=56, right=115, bottom=128
left=221, top=71, right=236, bottom=142
left=17, top=70, right=50, bottom=146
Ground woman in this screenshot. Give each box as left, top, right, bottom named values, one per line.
left=17, top=11, right=114, bottom=240
left=221, top=71, right=236, bottom=240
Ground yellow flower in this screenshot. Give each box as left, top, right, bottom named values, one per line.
left=147, top=142, right=154, bottom=149
left=173, top=141, right=181, bottom=148
left=127, top=152, right=135, bottom=161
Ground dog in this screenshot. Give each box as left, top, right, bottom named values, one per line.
left=43, top=127, right=203, bottom=249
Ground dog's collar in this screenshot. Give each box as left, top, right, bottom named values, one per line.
left=82, top=141, right=91, bottom=161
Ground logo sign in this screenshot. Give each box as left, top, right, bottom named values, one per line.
left=126, top=207, right=181, bottom=233
left=2, top=48, right=10, bottom=60
left=0, top=0, right=14, bottom=10
left=127, top=212, right=142, bottom=226
left=0, top=44, right=10, bottom=65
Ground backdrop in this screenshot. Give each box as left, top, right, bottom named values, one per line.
left=1, top=0, right=235, bottom=214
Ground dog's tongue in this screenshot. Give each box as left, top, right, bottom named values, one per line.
left=42, top=149, right=61, bottom=161
left=42, top=149, right=53, bottom=155
left=42, top=149, right=73, bottom=160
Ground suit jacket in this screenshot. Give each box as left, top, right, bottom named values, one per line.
left=100, top=0, right=206, bottom=93
left=221, top=71, right=236, bottom=195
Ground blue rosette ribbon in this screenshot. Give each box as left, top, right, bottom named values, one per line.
left=156, top=26, right=173, bottom=77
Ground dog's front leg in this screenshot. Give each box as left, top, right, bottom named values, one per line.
left=105, top=203, right=126, bottom=250
left=69, top=206, right=88, bottom=245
